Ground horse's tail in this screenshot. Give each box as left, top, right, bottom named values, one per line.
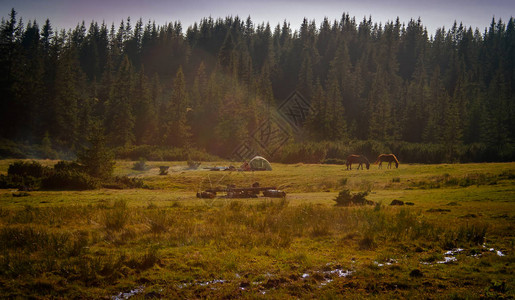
left=373, top=155, right=381, bottom=164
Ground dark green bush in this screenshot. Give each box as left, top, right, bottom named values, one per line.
left=0, top=161, right=49, bottom=189
left=8, top=161, right=50, bottom=178
left=41, top=170, right=98, bottom=190
left=77, top=132, right=115, bottom=179
left=334, top=189, right=372, bottom=206
left=53, top=160, right=83, bottom=172
left=132, top=158, right=147, bottom=171
left=102, top=176, right=145, bottom=189
left=0, top=174, right=41, bottom=190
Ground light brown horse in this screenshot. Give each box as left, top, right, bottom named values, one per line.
left=374, top=154, right=399, bottom=169
left=346, top=155, right=370, bottom=170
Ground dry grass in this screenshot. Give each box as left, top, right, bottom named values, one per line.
left=0, top=161, right=513, bottom=298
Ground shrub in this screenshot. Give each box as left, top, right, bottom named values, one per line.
left=0, top=174, right=41, bottom=190
left=8, top=161, right=49, bottom=178
left=41, top=170, right=98, bottom=190
left=334, top=189, right=372, bottom=206
left=77, top=131, right=115, bottom=179
left=132, top=158, right=147, bottom=171
left=53, top=160, right=83, bottom=172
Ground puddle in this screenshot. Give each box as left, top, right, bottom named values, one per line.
left=176, top=266, right=354, bottom=293
left=326, top=268, right=353, bottom=278
left=436, top=256, right=457, bottom=264
left=112, top=286, right=144, bottom=300
left=435, top=248, right=463, bottom=264
left=444, top=248, right=464, bottom=256
left=374, top=258, right=398, bottom=267
left=317, top=269, right=353, bottom=288
left=178, top=279, right=227, bottom=289
left=483, top=244, right=506, bottom=257
left=199, top=279, right=226, bottom=286
left=421, top=246, right=506, bottom=266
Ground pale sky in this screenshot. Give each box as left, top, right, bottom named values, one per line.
left=1, top=0, right=514, bottom=36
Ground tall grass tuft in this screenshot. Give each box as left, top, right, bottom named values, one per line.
left=103, top=200, right=129, bottom=231
left=147, top=209, right=170, bottom=234
left=441, top=223, right=488, bottom=249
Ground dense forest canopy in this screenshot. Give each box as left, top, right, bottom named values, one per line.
left=0, top=9, right=514, bottom=162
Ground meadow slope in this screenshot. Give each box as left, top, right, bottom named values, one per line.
left=0, top=161, right=513, bottom=298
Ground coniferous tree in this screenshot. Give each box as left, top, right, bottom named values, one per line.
left=0, top=11, right=513, bottom=162
left=133, top=68, right=157, bottom=144
left=163, top=66, right=191, bottom=147
left=52, top=40, right=85, bottom=149
left=106, top=55, right=135, bottom=146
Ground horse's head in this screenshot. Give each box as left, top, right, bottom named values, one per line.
left=395, top=161, right=399, bottom=168
left=365, top=162, right=370, bottom=169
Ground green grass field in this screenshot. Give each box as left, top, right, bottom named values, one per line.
left=0, top=160, right=514, bottom=298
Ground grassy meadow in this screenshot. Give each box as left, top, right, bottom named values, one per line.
left=0, top=160, right=514, bottom=298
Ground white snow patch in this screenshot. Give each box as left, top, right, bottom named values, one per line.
left=199, top=279, right=226, bottom=286
left=112, top=286, right=144, bottom=300
left=374, top=258, right=398, bottom=267
left=437, top=256, right=457, bottom=264
left=328, top=269, right=353, bottom=277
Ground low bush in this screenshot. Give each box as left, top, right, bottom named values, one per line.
left=8, top=161, right=50, bottom=178
left=0, top=174, right=41, bottom=190
left=102, top=176, right=145, bottom=189
left=53, top=160, right=83, bottom=172
left=132, top=158, right=147, bottom=171
left=334, top=189, right=372, bottom=206
left=41, top=170, right=98, bottom=190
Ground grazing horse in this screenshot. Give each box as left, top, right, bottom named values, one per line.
left=346, top=155, right=370, bottom=170
left=374, top=154, right=399, bottom=169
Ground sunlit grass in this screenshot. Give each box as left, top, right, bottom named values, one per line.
left=0, top=160, right=513, bottom=298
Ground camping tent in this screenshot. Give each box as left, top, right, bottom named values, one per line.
left=248, top=156, right=272, bottom=171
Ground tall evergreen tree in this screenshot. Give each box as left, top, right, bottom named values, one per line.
left=163, top=66, right=191, bottom=147
left=106, top=55, right=135, bottom=146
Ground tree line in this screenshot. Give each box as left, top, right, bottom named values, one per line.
left=0, top=9, right=514, bottom=162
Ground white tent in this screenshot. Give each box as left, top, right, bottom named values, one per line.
left=248, top=156, right=272, bottom=171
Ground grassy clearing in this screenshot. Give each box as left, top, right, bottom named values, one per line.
left=0, top=161, right=514, bottom=298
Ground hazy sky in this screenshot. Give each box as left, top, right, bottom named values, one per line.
left=1, top=0, right=514, bottom=36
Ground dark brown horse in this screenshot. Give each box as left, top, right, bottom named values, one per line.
left=374, top=154, right=399, bottom=169
left=346, top=155, right=370, bottom=170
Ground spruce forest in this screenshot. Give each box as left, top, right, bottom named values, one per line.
left=1, top=9, right=514, bottom=163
